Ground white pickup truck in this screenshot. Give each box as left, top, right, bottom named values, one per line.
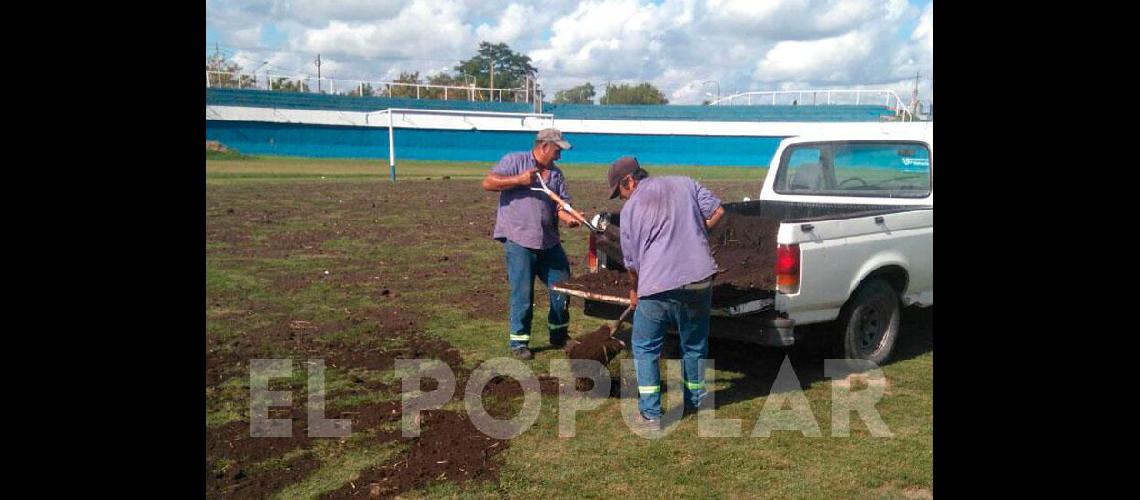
left=552, top=129, right=933, bottom=363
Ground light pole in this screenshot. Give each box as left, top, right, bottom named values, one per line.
left=437, top=66, right=450, bottom=99
left=254, top=61, right=269, bottom=90
left=462, top=73, right=475, bottom=100
left=699, top=80, right=720, bottom=104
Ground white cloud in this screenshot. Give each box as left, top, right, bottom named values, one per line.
left=700, top=0, right=883, bottom=41
left=756, top=30, right=877, bottom=82
left=531, top=0, right=677, bottom=80
left=475, top=4, right=542, bottom=44
left=207, top=0, right=405, bottom=28
left=229, top=25, right=263, bottom=48
left=206, top=0, right=275, bottom=28
left=912, top=1, right=933, bottom=50
left=746, top=0, right=920, bottom=88
left=883, top=2, right=931, bottom=84
left=207, top=0, right=933, bottom=104
left=287, top=0, right=405, bottom=24
left=298, top=0, right=473, bottom=62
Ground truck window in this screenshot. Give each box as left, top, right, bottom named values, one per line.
left=782, top=148, right=825, bottom=190
left=774, top=141, right=932, bottom=198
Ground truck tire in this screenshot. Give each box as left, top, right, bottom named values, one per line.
left=836, top=279, right=900, bottom=364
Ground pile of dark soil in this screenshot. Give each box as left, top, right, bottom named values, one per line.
left=565, top=324, right=625, bottom=367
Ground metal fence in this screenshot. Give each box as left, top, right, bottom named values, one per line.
left=205, top=70, right=532, bottom=103
left=206, top=70, right=926, bottom=120
left=711, top=90, right=917, bottom=121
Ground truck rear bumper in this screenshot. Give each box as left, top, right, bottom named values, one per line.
left=712, top=315, right=796, bottom=347
left=582, top=300, right=796, bottom=347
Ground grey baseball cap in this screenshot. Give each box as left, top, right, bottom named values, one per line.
left=536, top=128, right=572, bottom=150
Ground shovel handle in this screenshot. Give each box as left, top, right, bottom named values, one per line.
left=612, top=305, right=634, bottom=332
left=534, top=182, right=596, bottom=230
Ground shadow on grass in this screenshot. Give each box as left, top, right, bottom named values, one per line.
left=700, top=305, right=933, bottom=409
left=598, top=305, right=932, bottom=410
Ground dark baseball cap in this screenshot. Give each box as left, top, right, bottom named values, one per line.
left=607, top=156, right=640, bottom=199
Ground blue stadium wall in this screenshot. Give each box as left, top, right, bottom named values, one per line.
left=206, top=120, right=787, bottom=167
left=203, top=89, right=918, bottom=167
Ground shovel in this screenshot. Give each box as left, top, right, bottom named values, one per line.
left=608, top=304, right=634, bottom=337
left=530, top=171, right=600, bottom=232
left=564, top=304, right=634, bottom=357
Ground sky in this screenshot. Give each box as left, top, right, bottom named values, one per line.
left=205, top=0, right=932, bottom=105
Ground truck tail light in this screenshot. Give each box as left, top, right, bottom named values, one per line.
left=776, top=243, right=800, bottom=294
left=588, top=231, right=598, bottom=272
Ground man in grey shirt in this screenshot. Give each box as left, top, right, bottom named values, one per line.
left=482, top=128, right=582, bottom=360
left=608, top=156, right=725, bottom=430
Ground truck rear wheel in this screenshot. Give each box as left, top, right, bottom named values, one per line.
left=836, top=279, right=900, bottom=364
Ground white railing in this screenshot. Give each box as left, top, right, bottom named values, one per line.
left=205, top=70, right=532, bottom=103
left=710, top=89, right=915, bottom=121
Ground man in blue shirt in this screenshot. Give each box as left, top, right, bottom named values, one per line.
left=608, top=156, right=725, bottom=430
left=482, top=128, right=583, bottom=360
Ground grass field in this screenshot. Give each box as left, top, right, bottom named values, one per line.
left=206, top=155, right=933, bottom=498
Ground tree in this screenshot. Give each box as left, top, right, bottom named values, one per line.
left=389, top=71, right=421, bottom=98
left=272, top=77, right=310, bottom=93
left=554, top=83, right=595, bottom=104
left=349, top=82, right=376, bottom=97
left=455, top=42, right=538, bottom=101
left=424, top=73, right=466, bottom=100
left=599, top=82, right=668, bottom=105
left=206, top=54, right=255, bottom=88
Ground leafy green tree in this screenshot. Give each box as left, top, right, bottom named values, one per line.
left=455, top=42, right=538, bottom=101
left=424, top=73, right=466, bottom=99
left=600, top=82, right=669, bottom=105
left=388, top=71, right=421, bottom=98
left=272, top=77, right=310, bottom=92
left=205, top=55, right=255, bottom=88
left=349, top=82, right=375, bottom=97
left=554, top=83, right=596, bottom=104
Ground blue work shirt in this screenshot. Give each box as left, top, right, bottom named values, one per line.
left=620, top=176, right=721, bottom=297
left=491, top=151, right=572, bottom=250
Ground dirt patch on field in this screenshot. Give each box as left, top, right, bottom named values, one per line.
left=207, top=178, right=856, bottom=496
left=322, top=410, right=507, bottom=498
left=206, top=330, right=510, bottom=498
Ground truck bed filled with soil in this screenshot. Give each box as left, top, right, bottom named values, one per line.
left=558, top=203, right=780, bottom=307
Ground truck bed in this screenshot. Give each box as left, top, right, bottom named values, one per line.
left=554, top=199, right=928, bottom=316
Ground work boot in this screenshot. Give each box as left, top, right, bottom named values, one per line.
left=512, top=347, right=534, bottom=360
left=632, top=413, right=661, bottom=432
left=683, top=397, right=712, bottom=418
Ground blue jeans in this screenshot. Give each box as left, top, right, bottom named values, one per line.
left=631, top=285, right=712, bottom=419
left=504, top=240, right=571, bottom=350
